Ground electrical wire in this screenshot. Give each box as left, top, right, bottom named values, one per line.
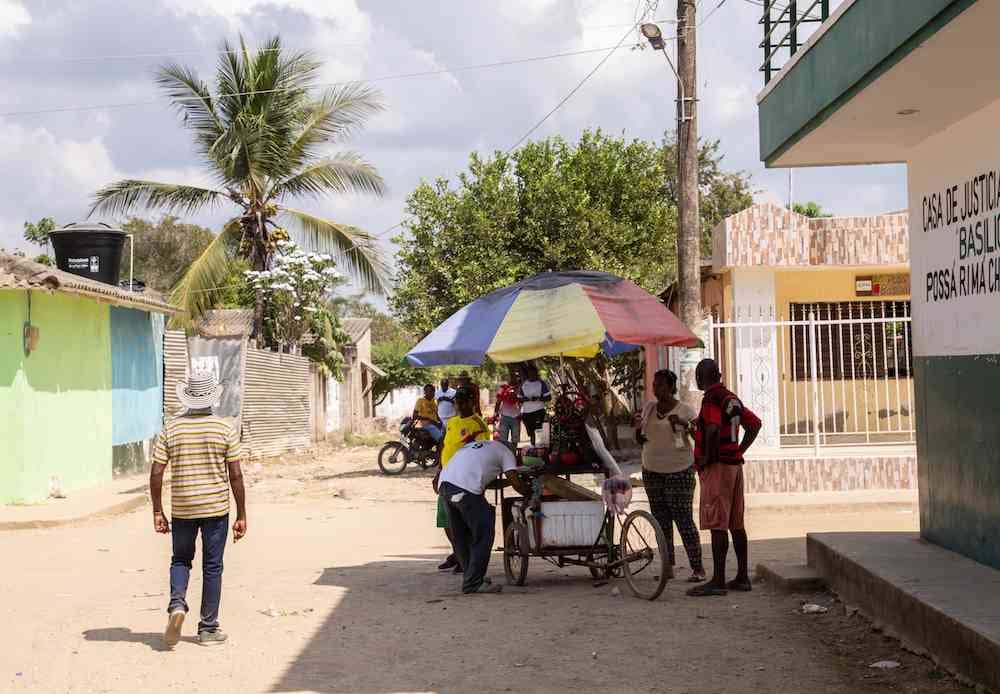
left=506, top=24, right=637, bottom=152
left=0, top=44, right=635, bottom=118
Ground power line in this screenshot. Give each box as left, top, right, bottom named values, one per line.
left=1, top=43, right=366, bottom=64
left=0, top=44, right=634, bottom=118
left=506, top=25, right=637, bottom=152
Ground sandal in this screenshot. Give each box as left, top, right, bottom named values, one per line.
left=726, top=577, right=753, bottom=592
left=686, top=583, right=728, bottom=597
left=687, top=572, right=706, bottom=583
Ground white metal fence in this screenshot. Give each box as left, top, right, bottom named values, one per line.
left=707, top=302, right=915, bottom=453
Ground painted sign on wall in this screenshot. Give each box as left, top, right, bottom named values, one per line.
left=909, top=101, right=1000, bottom=357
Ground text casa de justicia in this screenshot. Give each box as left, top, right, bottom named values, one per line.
left=923, top=171, right=1000, bottom=302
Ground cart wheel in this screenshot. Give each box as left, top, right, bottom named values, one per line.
left=589, top=564, right=608, bottom=580
left=377, top=442, right=410, bottom=475
left=620, top=509, right=670, bottom=600
left=503, top=524, right=529, bottom=586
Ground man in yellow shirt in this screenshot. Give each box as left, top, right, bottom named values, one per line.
left=435, top=386, right=490, bottom=572
left=412, top=384, right=443, bottom=443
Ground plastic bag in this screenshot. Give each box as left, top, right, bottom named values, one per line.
left=602, top=476, right=632, bottom=515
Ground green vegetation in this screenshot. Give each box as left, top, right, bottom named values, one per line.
left=793, top=201, right=833, bottom=218
left=89, top=35, right=388, bottom=333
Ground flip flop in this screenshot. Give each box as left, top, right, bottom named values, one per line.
left=687, top=573, right=707, bottom=583
left=686, top=583, right=728, bottom=597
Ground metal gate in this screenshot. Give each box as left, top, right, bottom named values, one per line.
left=708, top=302, right=915, bottom=453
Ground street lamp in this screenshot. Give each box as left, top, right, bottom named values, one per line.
left=640, top=22, right=665, bottom=50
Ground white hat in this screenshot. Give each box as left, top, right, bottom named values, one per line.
left=177, top=371, right=224, bottom=410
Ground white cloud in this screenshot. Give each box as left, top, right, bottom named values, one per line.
left=0, top=1, right=29, bottom=38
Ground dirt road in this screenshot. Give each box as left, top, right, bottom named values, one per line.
left=1, top=444, right=966, bottom=693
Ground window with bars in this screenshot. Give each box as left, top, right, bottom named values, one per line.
left=789, top=301, right=913, bottom=381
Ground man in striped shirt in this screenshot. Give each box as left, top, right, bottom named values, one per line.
left=150, top=371, right=247, bottom=647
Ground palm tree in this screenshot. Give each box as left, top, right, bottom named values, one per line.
left=90, top=35, right=388, bottom=335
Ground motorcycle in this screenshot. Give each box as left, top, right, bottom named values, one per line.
left=377, top=417, right=439, bottom=475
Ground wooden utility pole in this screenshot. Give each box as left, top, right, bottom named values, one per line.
left=676, top=1, right=702, bottom=400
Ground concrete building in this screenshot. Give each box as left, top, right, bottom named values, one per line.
left=0, top=253, right=174, bottom=503
left=756, top=1, right=1000, bottom=687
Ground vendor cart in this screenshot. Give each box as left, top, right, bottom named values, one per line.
left=499, top=459, right=670, bottom=601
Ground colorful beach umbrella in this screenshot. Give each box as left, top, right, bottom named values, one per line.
left=405, top=270, right=700, bottom=366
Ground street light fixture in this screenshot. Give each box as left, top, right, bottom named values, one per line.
left=640, top=22, right=665, bottom=50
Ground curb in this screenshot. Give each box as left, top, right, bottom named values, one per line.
left=0, top=493, right=149, bottom=532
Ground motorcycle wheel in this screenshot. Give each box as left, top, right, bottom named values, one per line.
left=377, top=442, right=410, bottom=475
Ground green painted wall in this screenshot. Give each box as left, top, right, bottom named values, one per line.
left=0, top=290, right=113, bottom=504
left=759, top=0, right=975, bottom=165
left=915, top=356, right=1000, bottom=570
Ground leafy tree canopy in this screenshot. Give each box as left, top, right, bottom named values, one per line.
left=391, top=129, right=752, bottom=338
left=793, top=201, right=833, bottom=218
left=23, top=217, right=56, bottom=248
left=122, top=216, right=214, bottom=293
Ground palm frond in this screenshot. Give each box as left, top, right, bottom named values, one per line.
left=168, top=219, right=240, bottom=329
left=280, top=84, right=384, bottom=174
left=280, top=206, right=390, bottom=295
left=156, top=64, right=224, bottom=162
left=271, top=153, right=385, bottom=201
left=89, top=180, right=224, bottom=218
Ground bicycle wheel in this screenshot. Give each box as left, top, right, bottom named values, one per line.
left=503, top=523, right=529, bottom=586
left=377, top=442, right=410, bottom=475
left=620, top=509, right=670, bottom=600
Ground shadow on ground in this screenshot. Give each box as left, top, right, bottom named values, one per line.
left=266, top=537, right=889, bottom=694
left=82, top=627, right=197, bottom=652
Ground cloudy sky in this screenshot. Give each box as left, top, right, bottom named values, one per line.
left=0, top=0, right=905, bottom=262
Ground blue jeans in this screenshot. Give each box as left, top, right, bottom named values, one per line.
left=498, top=415, right=520, bottom=446
left=169, top=514, right=228, bottom=633
left=421, top=422, right=444, bottom=443
left=440, top=482, right=496, bottom=593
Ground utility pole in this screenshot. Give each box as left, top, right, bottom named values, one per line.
left=676, top=1, right=702, bottom=402
left=641, top=5, right=702, bottom=403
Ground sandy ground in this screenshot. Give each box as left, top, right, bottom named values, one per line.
left=1, top=442, right=970, bottom=694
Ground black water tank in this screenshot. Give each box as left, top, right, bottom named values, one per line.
left=50, top=222, right=126, bottom=286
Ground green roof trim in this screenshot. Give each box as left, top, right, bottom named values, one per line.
left=759, top=0, right=978, bottom=167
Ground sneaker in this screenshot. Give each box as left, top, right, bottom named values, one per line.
left=438, top=556, right=459, bottom=571
left=452, top=564, right=463, bottom=574
left=163, top=609, right=185, bottom=648
left=197, top=630, right=228, bottom=645
left=467, top=582, right=502, bottom=594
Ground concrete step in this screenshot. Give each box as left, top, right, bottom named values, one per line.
left=755, top=562, right=827, bottom=592
left=807, top=532, right=1000, bottom=693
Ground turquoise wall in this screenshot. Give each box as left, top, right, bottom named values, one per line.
left=916, top=356, right=1000, bottom=570
left=110, top=307, right=163, bottom=445
left=0, top=290, right=113, bottom=503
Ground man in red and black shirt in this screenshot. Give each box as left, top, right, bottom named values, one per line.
left=688, top=358, right=761, bottom=597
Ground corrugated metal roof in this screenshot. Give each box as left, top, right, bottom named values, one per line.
left=198, top=309, right=254, bottom=337
left=342, top=317, right=371, bottom=345
left=0, top=252, right=175, bottom=314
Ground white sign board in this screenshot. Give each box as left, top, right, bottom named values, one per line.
left=909, top=100, right=1000, bottom=357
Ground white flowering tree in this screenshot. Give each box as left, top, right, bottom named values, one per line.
left=245, top=240, right=348, bottom=375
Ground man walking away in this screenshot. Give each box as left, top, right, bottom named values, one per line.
left=434, top=386, right=491, bottom=573
left=436, top=378, right=457, bottom=432
left=438, top=440, right=527, bottom=593
left=150, top=371, right=247, bottom=647
left=457, top=371, right=483, bottom=416
left=518, top=364, right=551, bottom=446
left=687, top=359, right=760, bottom=597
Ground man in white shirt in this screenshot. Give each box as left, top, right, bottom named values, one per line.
left=438, top=441, right=526, bottom=593
left=435, top=378, right=457, bottom=432
left=518, top=365, right=551, bottom=446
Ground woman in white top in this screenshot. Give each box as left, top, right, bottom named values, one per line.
left=636, top=369, right=705, bottom=582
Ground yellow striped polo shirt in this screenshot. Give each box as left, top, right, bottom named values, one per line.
left=153, top=413, right=242, bottom=519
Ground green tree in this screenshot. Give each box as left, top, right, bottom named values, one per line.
left=391, top=130, right=752, bottom=444
left=89, top=35, right=388, bottom=334
left=793, top=201, right=832, bottom=218
left=391, top=129, right=752, bottom=337
left=371, top=338, right=429, bottom=408
left=23, top=217, right=56, bottom=264
left=122, top=216, right=214, bottom=292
